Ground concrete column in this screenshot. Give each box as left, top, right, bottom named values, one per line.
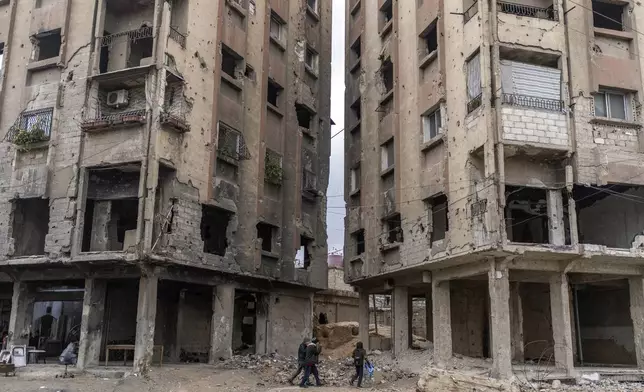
left=255, top=294, right=269, bottom=354
left=425, top=291, right=433, bottom=342
left=432, top=280, right=452, bottom=366
left=509, top=282, right=524, bottom=362
left=488, top=263, right=512, bottom=379
left=358, top=291, right=370, bottom=350
left=550, top=273, right=575, bottom=375
left=172, top=289, right=186, bottom=361
left=547, top=190, right=565, bottom=246
left=133, top=274, right=159, bottom=374
left=90, top=201, right=112, bottom=251
left=209, top=284, right=235, bottom=363
left=392, top=286, right=409, bottom=357
left=77, top=278, right=107, bottom=369
left=629, top=277, right=644, bottom=368
left=7, top=281, right=34, bottom=348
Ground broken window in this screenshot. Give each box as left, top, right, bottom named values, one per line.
left=217, top=122, right=243, bottom=161
left=296, top=236, right=313, bottom=269
left=385, top=214, right=403, bottom=244
left=269, top=12, right=284, bottom=42
left=380, top=58, right=394, bottom=93
left=430, top=194, right=448, bottom=243
left=201, top=205, right=232, bottom=256
left=505, top=186, right=548, bottom=244
left=33, top=30, right=61, bottom=61
left=420, top=20, right=437, bottom=59
left=296, top=104, right=313, bottom=129
left=350, top=165, right=361, bottom=193
left=352, top=229, right=365, bottom=255
left=422, top=107, right=441, bottom=142
left=592, top=0, right=624, bottom=31
left=380, top=140, right=394, bottom=171
left=305, top=45, right=318, bottom=73
left=12, top=198, right=49, bottom=256
left=267, top=79, right=282, bottom=107
left=466, top=51, right=482, bottom=113
left=594, top=90, right=627, bottom=120
left=222, top=45, right=242, bottom=79
left=256, top=222, right=276, bottom=253
left=264, top=149, right=283, bottom=186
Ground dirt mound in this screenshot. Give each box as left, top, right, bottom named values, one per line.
left=315, top=322, right=359, bottom=350
left=417, top=368, right=520, bottom=392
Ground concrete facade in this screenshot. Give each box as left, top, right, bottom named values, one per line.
left=0, top=0, right=331, bottom=372
left=345, top=0, right=644, bottom=378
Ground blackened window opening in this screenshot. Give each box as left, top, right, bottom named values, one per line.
left=201, top=205, right=231, bottom=256
left=592, top=1, right=624, bottom=31
left=505, top=186, right=548, bottom=244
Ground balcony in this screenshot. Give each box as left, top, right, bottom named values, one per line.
left=501, top=93, right=563, bottom=112
left=169, top=26, right=187, bottom=49
left=98, top=26, right=154, bottom=74
left=500, top=94, right=568, bottom=148
left=81, top=110, right=147, bottom=132
left=7, top=108, right=53, bottom=149
left=467, top=93, right=482, bottom=114
left=497, top=1, right=557, bottom=21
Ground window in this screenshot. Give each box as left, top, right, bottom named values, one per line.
left=267, top=79, right=282, bottom=107
left=296, top=235, right=313, bottom=269
left=296, top=104, right=313, bottom=129
left=352, top=229, right=365, bottom=255
left=217, top=122, right=242, bottom=160
left=592, top=0, right=624, bottom=31
left=256, top=222, right=276, bottom=253
left=422, top=108, right=442, bottom=142
left=381, top=58, right=393, bottom=93
left=466, top=52, right=482, bottom=112
left=381, top=0, right=393, bottom=25
left=594, top=91, right=627, bottom=120
left=270, top=13, right=284, bottom=42
left=351, top=37, right=361, bottom=60
left=380, top=140, right=394, bottom=171
left=305, top=45, right=318, bottom=73
left=420, top=21, right=437, bottom=58
left=0, top=43, right=4, bottom=72
left=350, top=99, right=361, bottom=121
left=500, top=60, right=562, bottom=111
left=12, top=198, right=49, bottom=256
left=350, top=166, right=361, bottom=192
left=18, top=108, right=54, bottom=138
left=221, top=46, right=242, bottom=79
left=385, top=214, right=403, bottom=244
left=265, top=149, right=283, bottom=185
left=429, top=195, right=448, bottom=243
left=34, top=30, right=61, bottom=61
left=201, top=205, right=232, bottom=256
left=307, top=0, right=318, bottom=13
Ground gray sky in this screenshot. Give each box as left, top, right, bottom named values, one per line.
left=326, top=0, right=346, bottom=254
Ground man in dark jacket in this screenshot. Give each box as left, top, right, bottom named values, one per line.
left=288, top=337, right=310, bottom=385
left=300, top=339, right=322, bottom=387
left=350, top=341, right=369, bottom=387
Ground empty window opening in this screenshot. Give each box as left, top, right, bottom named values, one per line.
left=34, top=30, right=61, bottom=61
left=352, top=229, right=365, bottom=256
left=380, top=0, right=393, bottom=26
left=350, top=99, right=361, bottom=121
left=267, top=79, right=282, bottom=107
left=592, top=1, right=624, bottom=31
left=170, top=0, right=189, bottom=35
left=12, top=198, right=49, bottom=257
left=318, top=312, right=328, bottom=325
left=430, top=194, right=448, bottom=243
left=505, top=186, right=548, bottom=244
left=296, top=236, right=313, bottom=269
left=233, top=291, right=258, bottom=355
left=296, top=104, right=313, bottom=129
left=594, top=90, right=627, bottom=120
left=350, top=37, right=361, bottom=63
left=81, top=167, right=140, bottom=252
left=201, top=205, right=231, bottom=256
left=575, top=185, right=644, bottom=249
left=450, top=279, right=490, bottom=358
left=128, top=25, right=153, bottom=68
left=222, top=46, right=242, bottom=79
left=573, top=278, right=635, bottom=366
left=385, top=214, right=403, bottom=244
left=422, top=108, right=441, bottom=142
left=99, top=31, right=110, bottom=74
left=380, top=59, right=394, bottom=93
left=420, top=21, right=437, bottom=58
left=411, top=296, right=430, bottom=343
left=380, top=140, right=394, bottom=171
left=256, top=222, right=276, bottom=253
left=307, top=0, right=318, bottom=12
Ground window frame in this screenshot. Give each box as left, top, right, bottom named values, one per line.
left=380, top=140, right=394, bottom=171
left=305, top=45, right=319, bottom=74
left=594, top=90, right=628, bottom=120
left=269, top=13, right=284, bottom=42
left=350, top=166, right=361, bottom=192
left=422, top=108, right=442, bottom=142
left=307, top=0, right=318, bottom=13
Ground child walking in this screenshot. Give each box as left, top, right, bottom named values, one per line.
left=349, top=341, right=370, bottom=388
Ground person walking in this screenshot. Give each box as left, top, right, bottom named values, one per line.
left=288, top=337, right=310, bottom=385
left=300, top=338, right=322, bottom=388
left=349, top=341, right=369, bottom=388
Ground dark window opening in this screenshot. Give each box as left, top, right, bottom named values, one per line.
left=245, top=64, right=255, bottom=80
left=575, top=185, right=644, bottom=249
left=233, top=291, right=258, bottom=355
left=222, top=46, right=241, bottom=78
left=256, top=222, right=275, bottom=253
left=421, top=22, right=438, bottom=57
left=351, top=37, right=361, bottom=61
left=505, top=186, right=548, bottom=244
left=353, top=229, right=365, bottom=255
left=12, top=198, right=49, bottom=257
left=385, top=214, right=403, bottom=244
left=99, top=31, right=109, bottom=73
left=381, top=59, right=394, bottom=93
left=350, top=99, right=361, bottom=120
left=298, top=236, right=313, bottom=269
left=318, top=312, right=328, bottom=325
left=450, top=280, right=491, bottom=359
left=201, top=205, right=232, bottom=256
left=592, top=1, right=624, bottom=31
left=128, top=34, right=153, bottom=68
left=34, top=30, right=61, bottom=61
left=430, top=194, right=448, bottom=243
left=267, top=79, right=282, bottom=107
left=296, top=104, right=313, bottom=129
left=381, top=0, right=393, bottom=24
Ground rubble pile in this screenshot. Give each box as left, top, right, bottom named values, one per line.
left=417, top=368, right=520, bottom=392
left=533, top=379, right=644, bottom=392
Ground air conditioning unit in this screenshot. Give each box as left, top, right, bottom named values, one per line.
left=106, top=89, right=129, bottom=108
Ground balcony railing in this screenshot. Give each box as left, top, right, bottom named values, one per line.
left=7, top=108, right=54, bottom=145
left=497, top=1, right=557, bottom=21
left=467, top=93, right=483, bottom=114
left=99, top=26, right=154, bottom=47
left=464, top=1, right=479, bottom=23
left=169, top=26, right=186, bottom=48
left=501, top=93, right=564, bottom=112
left=160, top=111, right=190, bottom=133
left=81, top=110, right=147, bottom=131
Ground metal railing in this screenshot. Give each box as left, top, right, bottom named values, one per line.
left=497, top=1, right=558, bottom=21
left=99, top=26, right=154, bottom=47
left=467, top=93, right=483, bottom=114
left=169, top=26, right=186, bottom=48
left=501, top=93, right=564, bottom=112
left=81, top=110, right=147, bottom=129
left=160, top=111, right=190, bottom=132
left=7, top=107, right=54, bottom=142
left=464, top=1, right=479, bottom=23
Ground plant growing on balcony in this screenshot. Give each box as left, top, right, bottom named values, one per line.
left=11, top=121, right=48, bottom=150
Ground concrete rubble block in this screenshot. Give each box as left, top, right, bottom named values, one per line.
left=417, top=368, right=520, bottom=392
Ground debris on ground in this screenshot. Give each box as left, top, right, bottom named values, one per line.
left=417, top=367, right=520, bottom=392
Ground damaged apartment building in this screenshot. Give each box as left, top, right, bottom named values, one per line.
left=0, top=0, right=331, bottom=372
left=345, top=0, right=644, bottom=379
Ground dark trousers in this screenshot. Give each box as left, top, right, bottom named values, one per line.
left=350, top=364, right=364, bottom=386
left=300, top=364, right=321, bottom=386
left=289, top=365, right=304, bottom=382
